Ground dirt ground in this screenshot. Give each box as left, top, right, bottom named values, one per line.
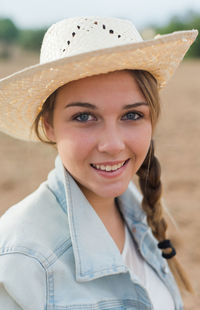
left=0, top=49, right=199, bottom=309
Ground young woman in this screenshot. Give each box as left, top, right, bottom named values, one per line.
left=0, top=16, right=198, bottom=310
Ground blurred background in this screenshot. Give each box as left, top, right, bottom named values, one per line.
left=0, top=0, right=200, bottom=308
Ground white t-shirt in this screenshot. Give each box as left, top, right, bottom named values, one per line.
left=121, top=224, right=175, bottom=310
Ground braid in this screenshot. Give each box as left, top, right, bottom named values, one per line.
left=137, top=139, right=194, bottom=294
left=136, top=139, right=167, bottom=241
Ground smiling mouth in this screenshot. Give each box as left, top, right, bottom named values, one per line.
left=90, top=159, right=130, bottom=172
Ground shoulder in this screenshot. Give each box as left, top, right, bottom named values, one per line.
left=0, top=181, right=71, bottom=265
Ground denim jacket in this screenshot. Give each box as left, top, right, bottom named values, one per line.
left=0, top=155, right=183, bottom=310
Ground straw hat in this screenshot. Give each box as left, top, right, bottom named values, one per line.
left=0, top=16, right=198, bottom=141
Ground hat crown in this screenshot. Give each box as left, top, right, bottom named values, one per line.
left=40, top=16, right=143, bottom=64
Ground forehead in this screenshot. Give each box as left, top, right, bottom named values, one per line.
left=56, top=70, right=146, bottom=106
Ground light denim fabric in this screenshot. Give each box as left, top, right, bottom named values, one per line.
left=0, top=155, right=184, bottom=310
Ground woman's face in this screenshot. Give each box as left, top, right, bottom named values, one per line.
left=44, top=70, right=152, bottom=201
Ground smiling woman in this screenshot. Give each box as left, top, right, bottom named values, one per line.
left=0, top=16, right=198, bottom=310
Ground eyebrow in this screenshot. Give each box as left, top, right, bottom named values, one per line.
left=64, top=102, right=148, bottom=110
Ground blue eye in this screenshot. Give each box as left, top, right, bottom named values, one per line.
left=73, top=112, right=94, bottom=122
left=122, top=112, right=142, bottom=120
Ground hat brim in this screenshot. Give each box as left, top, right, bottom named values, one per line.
left=0, top=29, right=198, bottom=141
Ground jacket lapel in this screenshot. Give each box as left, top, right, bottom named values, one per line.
left=62, top=160, right=128, bottom=282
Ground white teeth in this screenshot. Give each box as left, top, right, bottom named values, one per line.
left=92, top=161, right=126, bottom=171
left=105, top=166, right=111, bottom=171
left=111, top=165, right=119, bottom=171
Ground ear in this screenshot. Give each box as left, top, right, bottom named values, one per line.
left=43, top=112, right=56, bottom=142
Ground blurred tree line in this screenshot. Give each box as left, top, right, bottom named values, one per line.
left=0, top=12, right=199, bottom=59
left=0, top=18, right=47, bottom=58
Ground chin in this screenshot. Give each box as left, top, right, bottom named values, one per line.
left=97, top=186, right=128, bottom=199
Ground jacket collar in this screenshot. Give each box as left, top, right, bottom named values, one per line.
left=48, top=155, right=151, bottom=282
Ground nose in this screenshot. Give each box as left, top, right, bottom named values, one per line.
left=97, top=123, right=125, bottom=155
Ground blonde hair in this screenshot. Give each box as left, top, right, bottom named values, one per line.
left=32, top=69, right=194, bottom=296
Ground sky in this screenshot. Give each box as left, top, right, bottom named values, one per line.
left=1, top=0, right=200, bottom=30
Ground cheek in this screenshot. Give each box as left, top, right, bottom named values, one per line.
left=56, top=128, right=95, bottom=165
left=128, top=124, right=152, bottom=163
